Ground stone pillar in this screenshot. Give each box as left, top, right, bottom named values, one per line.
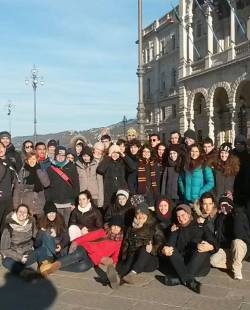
left=179, top=0, right=187, bottom=78
left=179, top=84, right=188, bottom=135
left=205, top=104, right=215, bottom=142
left=229, top=2, right=236, bottom=60
left=186, top=14, right=194, bottom=75
left=230, top=106, right=237, bottom=146
left=247, top=17, right=250, bottom=40
left=204, top=5, right=213, bottom=69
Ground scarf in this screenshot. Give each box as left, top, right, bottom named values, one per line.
left=105, top=226, right=123, bottom=241
left=137, top=159, right=158, bottom=197
left=54, top=160, right=68, bottom=168
left=23, top=163, right=44, bottom=192
left=78, top=202, right=92, bottom=214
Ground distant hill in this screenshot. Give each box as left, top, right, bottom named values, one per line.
left=12, top=119, right=138, bottom=149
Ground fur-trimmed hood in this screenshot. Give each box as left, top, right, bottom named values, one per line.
left=192, top=199, right=217, bottom=219
left=210, top=154, right=240, bottom=177
left=69, top=135, right=88, bottom=148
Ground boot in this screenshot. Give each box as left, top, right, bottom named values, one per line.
left=122, top=271, right=146, bottom=285
left=41, top=260, right=62, bottom=277
left=106, top=264, right=119, bottom=289
left=164, top=276, right=181, bottom=286
left=39, top=260, right=53, bottom=275
left=185, top=279, right=201, bottom=294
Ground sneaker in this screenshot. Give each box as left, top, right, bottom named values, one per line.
left=122, top=271, right=146, bottom=285
left=106, top=264, right=119, bottom=289
left=234, top=272, right=243, bottom=280
left=185, top=279, right=201, bottom=294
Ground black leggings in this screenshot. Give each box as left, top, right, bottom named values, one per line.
left=58, top=246, right=93, bottom=273
left=117, top=247, right=159, bottom=277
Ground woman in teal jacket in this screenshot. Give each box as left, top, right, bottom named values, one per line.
left=178, top=144, right=214, bottom=203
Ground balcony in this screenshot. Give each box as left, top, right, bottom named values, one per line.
left=191, top=58, right=205, bottom=73
left=235, top=40, right=250, bottom=58
left=211, top=49, right=230, bottom=66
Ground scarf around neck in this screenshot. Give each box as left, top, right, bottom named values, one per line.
left=24, top=163, right=43, bottom=192
left=78, top=202, right=92, bottom=214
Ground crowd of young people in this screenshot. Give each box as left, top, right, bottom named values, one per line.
left=0, top=128, right=249, bottom=294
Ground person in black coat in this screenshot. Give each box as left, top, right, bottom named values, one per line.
left=0, top=131, right=22, bottom=172
left=97, top=144, right=136, bottom=209
left=46, top=146, right=79, bottom=225
left=127, top=139, right=141, bottom=194
left=161, top=204, right=218, bottom=294
left=155, top=196, right=173, bottom=234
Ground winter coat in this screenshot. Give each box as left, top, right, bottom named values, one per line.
left=233, top=208, right=250, bottom=256
left=178, top=165, right=214, bottom=202
left=0, top=159, right=14, bottom=202
left=5, top=144, right=22, bottom=172
left=127, top=154, right=139, bottom=194
left=97, top=156, right=136, bottom=206
left=46, top=161, right=80, bottom=204
left=35, top=227, right=69, bottom=251
left=214, top=170, right=235, bottom=199
left=166, top=219, right=218, bottom=256
left=121, top=213, right=165, bottom=260
left=161, top=165, right=180, bottom=200
left=74, top=228, right=122, bottom=265
left=104, top=200, right=135, bottom=227
left=13, top=165, right=50, bottom=215
left=69, top=205, right=103, bottom=231
left=0, top=212, right=37, bottom=261
left=76, top=159, right=103, bottom=207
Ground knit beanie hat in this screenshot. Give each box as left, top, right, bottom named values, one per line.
left=184, top=129, right=196, bottom=141
left=108, top=144, right=120, bottom=156
left=66, top=148, right=76, bottom=157
left=47, top=139, right=57, bottom=148
left=218, top=192, right=234, bottom=214
left=44, top=201, right=57, bottom=214
left=234, top=134, right=247, bottom=146
left=219, top=142, right=232, bottom=153
left=116, top=189, right=129, bottom=200
left=136, top=201, right=150, bottom=215
left=109, top=215, right=124, bottom=228
left=176, top=204, right=192, bottom=216
left=93, top=141, right=105, bottom=152
left=127, top=128, right=137, bottom=136
left=130, top=194, right=145, bottom=207
left=0, top=131, right=11, bottom=140
left=55, top=146, right=67, bottom=156
left=81, top=146, right=93, bottom=158
left=168, top=144, right=182, bottom=154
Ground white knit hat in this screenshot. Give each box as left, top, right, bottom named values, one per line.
left=116, top=189, right=129, bottom=200
left=108, top=144, right=120, bottom=156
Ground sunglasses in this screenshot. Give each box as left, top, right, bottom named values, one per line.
left=25, top=145, right=33, bottom=149
left=150, top=138, right=157, bottom=142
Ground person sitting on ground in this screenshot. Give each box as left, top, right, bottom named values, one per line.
left=68, top=190, right=103, bottom=241
left=155, top=196, right=173, bottom=233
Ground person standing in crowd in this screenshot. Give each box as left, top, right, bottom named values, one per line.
left=202, top=137, right=217, bottom=165
left=169, top=131, right=182, bottom=146
left=47, top=139, right=57, bottom=161
left=126, top=128, right=137, bottom=142
left=13, top=151, right=50, bottom=219
left=212, top=143, right=240, bottom=199
left=104, top=189, right=134, bottom=227
left=183, top=129, right=196, bottom=152
left=232, top=134, right=250, bottom=206
left=97, top=144, right=135, bottom=208
left=76, top=146, right=103, bottom=208
left=68, top=190, right=103, bottom=241
left=35, top=142, right=51, bottom=171
left=0, top=142, right=15, bottom=233
left=21, top=140, right=34, bottom=161
left=137, top=145, right=159, bottom=207
left=0, top=131, right=22, bottom=172
left=178, top=144, right=214, bottom=203
left=156, top=143, right=167, bottom=185
left=127, top=139, right=141, bottom=194
left=93, top=142, right=105, bottom=162
left=66, top=148, right=77, bottom=163
left=149, top=133, right=161, bottom=149
left=69, top=135, right=87, bottom=160
left=117, top=139, right=127, bottom=155
left=161, top=145, right=184, bottom=204
left=101, top=134, right=112, bottom=156
left=162, top=204, right=217, bottom=293
left=47, top=146, right=79, bottom=225
left=0, top=204, right=50, bottom=279
left=118, top=202, right=165, bottom=284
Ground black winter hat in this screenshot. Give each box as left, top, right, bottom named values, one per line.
left=81, top=146, right=93, bottom=158
left=184, top=129, right=196, bottom=141
left=136, top=201, right=150, bottom=215
left=109, top=215, right=124, bottom=228
left=0, top=131, right=11, bottom=140
left=55, top=146, right=67, bottom=156
left=47, top=139, right=57, bottom=148
left=219, top=142, right=232, bottom=153
left=44, top=201, right=57, bottom=214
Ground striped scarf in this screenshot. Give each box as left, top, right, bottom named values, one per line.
left=138, top=159, right=158, bottom=197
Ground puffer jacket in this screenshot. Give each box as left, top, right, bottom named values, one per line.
left=178, top=165, right=214, bottom=202
left=0, top=212, right=37, bottom=261
left=76, top=159, right=103, bottom=207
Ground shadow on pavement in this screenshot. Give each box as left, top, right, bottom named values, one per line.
left=0, top=272, right=57, bottom=310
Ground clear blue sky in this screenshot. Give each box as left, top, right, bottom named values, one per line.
left=0, top=0, right=178, bottom=137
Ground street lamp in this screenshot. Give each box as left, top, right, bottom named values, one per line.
left=137, top=0, right=146, bottom=142
left=5, top=100, right=15, bottom=134
left=122, top=115, right=127, bottom=137
left=25, top=65, right=44, bottom=143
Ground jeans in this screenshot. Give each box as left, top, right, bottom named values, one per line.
left=58, top=246, right=93, bottom=272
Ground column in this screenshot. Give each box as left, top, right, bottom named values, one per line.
left=205, top=103, right=215, bottom=141
left=229, top=1, right=236, bottom=60
left=179, top=84, right=188, bottom=135
left=186, top=14, right=194, bottom=75
left=179, top=0, right=188, bottom=78
left=205, top=5, right=213, bottom=69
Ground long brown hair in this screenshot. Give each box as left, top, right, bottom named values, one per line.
left=38, top=212, right=67, bottom=235
left=185, top=144, right=204, bottom=171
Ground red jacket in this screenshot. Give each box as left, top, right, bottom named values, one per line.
left=74, top=229, right=122, bottom=266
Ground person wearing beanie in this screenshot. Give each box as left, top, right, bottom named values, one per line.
left=161, top=144, right=185, bottom=204
left=47, top=139, right=58, bottom=161
left=127, top=128, right=137, bottom=142
left=66, top=148, right=77, bottom=163
left=118, top=201, right=165, bottom=285
left=161, top=202, right=218, bottom=294
left=35, top=201, right=70, bottom=273
left=210, top=142, right=240, bottom=199
left=93, top=142, right=105, bottom=162
left=210, top=192, right=250, bottom=280
left=183, top=129, right=196, bottom=151
left=0, top=131, right=22, bottom=172
left=97, top=144, right=136, bottom=209
left=47, top=145, right=79, bottom=225
left=127, top=139, right=141, bottom=194
left=13, top=151, right=50, bottom=219
left=104, top=189, right=134, bottom=227
left=75, top=146, right=104, bottom=208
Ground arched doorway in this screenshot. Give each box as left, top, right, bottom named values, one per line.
left=235, top=80, right=250, bottom=138
left=213, top=87, right=230, bottom=145
left=193, top=93, right=208, bottom=142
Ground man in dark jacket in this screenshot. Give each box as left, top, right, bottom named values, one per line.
left=162, top=204, right=217, bottom=293
left=47, top=146, right=80, bottom=225
left=0, top=131, right=22, bottom=172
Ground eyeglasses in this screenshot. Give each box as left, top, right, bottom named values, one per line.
left=25, top=145, right=33, bottom=149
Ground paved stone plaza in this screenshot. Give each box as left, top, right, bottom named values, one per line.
left=0, top=262, right=250, bottom=310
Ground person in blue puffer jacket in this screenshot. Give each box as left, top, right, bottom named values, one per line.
left=178, top=144, right=214, bottom=203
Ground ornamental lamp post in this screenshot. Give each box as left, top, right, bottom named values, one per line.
left=25, top=65, right=44, bottom=143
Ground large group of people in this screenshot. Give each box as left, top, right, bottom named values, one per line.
left=0, top=127, right=250, bottom=294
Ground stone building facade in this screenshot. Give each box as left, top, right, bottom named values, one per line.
left=143, top=0, right=250, bottom=146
